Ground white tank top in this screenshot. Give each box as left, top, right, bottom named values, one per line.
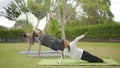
left=63, top=35, right=85, bottom=61
left=63, top=42, right=83, bottom=61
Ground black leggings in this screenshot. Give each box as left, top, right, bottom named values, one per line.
left=81, top=50, right=104, bottom=63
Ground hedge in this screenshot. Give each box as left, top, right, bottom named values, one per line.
left=0, top=22, right=120, bottom=42
left=65, top=23, right=120, bottom=41
left=0, top=28, right=24, bottom=42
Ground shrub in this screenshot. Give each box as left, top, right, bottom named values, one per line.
left=65, top=23, right=120, bottom=41
left=0, top=28, right=24, bottom=42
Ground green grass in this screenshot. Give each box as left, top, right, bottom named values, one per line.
left=0, top=42, right=120, bottom=68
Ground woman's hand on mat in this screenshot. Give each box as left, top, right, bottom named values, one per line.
left=56, top=62, right=62, bottom=64
left=26, top=55, right=31, bottom=58
left=26, top=55, right=40, bottom=58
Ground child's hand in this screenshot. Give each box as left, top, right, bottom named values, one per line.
left=84, top=31, right=88, bottom=35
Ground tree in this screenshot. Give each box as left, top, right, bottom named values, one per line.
left=0, top=0, right=51, bottom=32
left=28, top=0, right=51, bottom=21
left=1, top=0, right=51, bottom=23
left=80, top=0, right=113, bottom=25
left=0, top=0, right=28, bottom=21
left=51, top=0, right=77, bottom=39
left=47, top=18, right=61, bottom=38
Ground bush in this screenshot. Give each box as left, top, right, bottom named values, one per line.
left=0, top=28, right=24, bottom=42
left=47, top=18, right=61, bottom=39
left=65, top=23, right=120, bottom=41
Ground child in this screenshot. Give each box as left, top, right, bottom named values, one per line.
left=59, top=32, right=104, bottom=63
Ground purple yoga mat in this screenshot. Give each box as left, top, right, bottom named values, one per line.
left=18, top=50, right=58, bottom=54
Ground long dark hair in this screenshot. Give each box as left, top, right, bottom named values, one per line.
left=68, top=45, right=70, bottom=52
left=32, top=31, right=35, bottom=45
left=61, top=39, right=70, bottom=52
left=23, top=33, right=27, bottom=39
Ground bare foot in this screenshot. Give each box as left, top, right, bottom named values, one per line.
left=104, top=60, right=109, bottom=64
left=56, top=62, right=62, bottom=64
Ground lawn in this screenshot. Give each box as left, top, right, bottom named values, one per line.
left=0, top=42, right=120, bottom=68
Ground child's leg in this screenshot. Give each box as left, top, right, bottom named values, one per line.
left=81, top=50, right=104, bottom=63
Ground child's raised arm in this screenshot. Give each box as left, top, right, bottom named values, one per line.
left=72, top=31, right=88, bottom=45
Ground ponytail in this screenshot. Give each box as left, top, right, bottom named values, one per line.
left=61, top=39, right=70, bottom=52
left=32, top=31, right=35, bottom=45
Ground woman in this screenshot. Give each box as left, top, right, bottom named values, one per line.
left=23, top=31, right=65, bottom=57
left=59, top=32, right=104, bottom=63
left=23, top=13, right=64, bottom=57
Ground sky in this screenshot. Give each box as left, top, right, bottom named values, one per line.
left=0, top=0, right=120, bottom=29
left=0, top=0, right=16, bottom=28
left=110, top=0, right=120, bottom=22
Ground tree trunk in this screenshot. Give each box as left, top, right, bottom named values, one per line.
left=57, top=0, right=67, bottom=40
left=25, top=13, right=29, bottom=23
left=60, top=22, right=66, bottom=40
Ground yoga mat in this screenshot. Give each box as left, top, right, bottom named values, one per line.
left=18, top=50, right=58, bottom=54
left=27, top=53, right=61, bottom=58
left=38, top=58, right=119, bottom=66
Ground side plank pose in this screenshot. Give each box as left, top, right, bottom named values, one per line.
left=23, top=13, right=64, bottom=57
left=59, top=32, right=104, bottom=63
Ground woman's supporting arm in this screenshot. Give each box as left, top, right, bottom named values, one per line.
left=38, top=40, right=41, bottom=57
left=27, top=44, right=32, bottom=54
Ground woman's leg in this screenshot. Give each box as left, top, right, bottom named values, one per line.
left=81, top=50, right=104, bottom=63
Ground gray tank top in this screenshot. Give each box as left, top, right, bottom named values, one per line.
left=39, top=32, right=64, bottom=51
